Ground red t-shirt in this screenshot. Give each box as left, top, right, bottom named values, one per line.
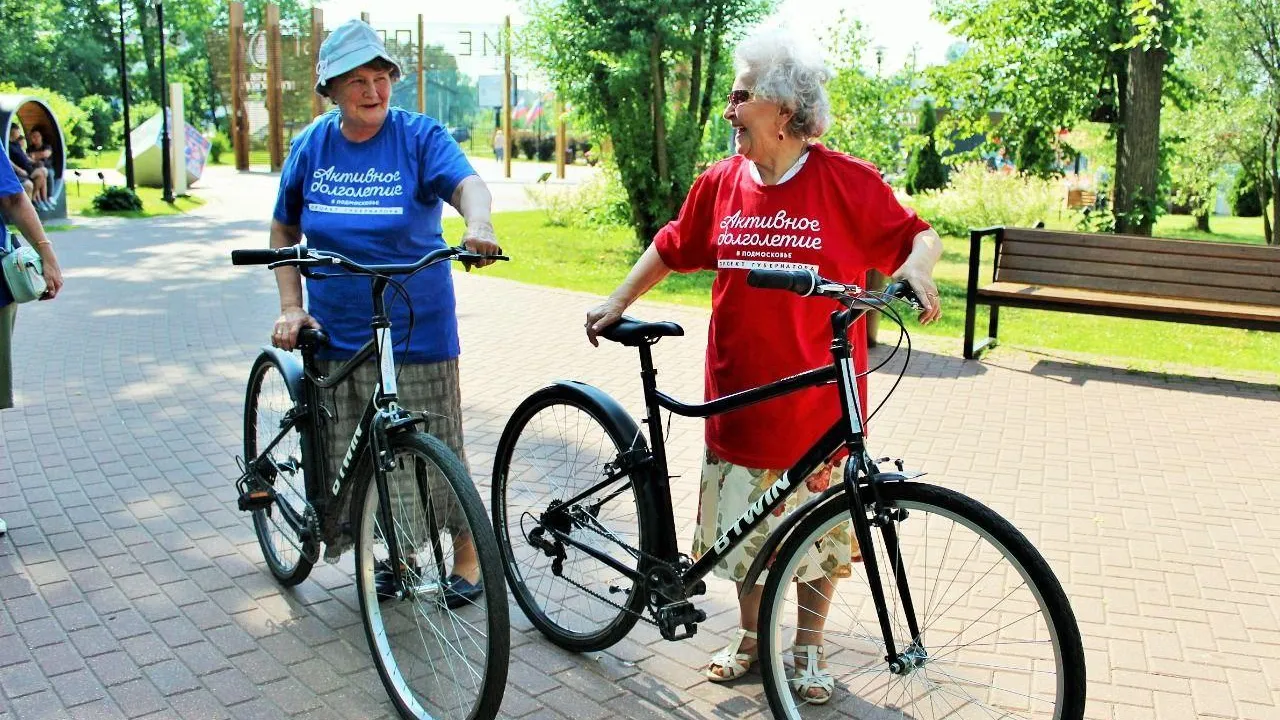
left=653, top=144, right=929, bottom=468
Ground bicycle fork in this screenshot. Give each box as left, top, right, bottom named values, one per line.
left=844, top=457, right=927, bottom=674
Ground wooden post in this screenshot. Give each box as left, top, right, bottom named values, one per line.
left=311, top=8, right=324, bottom=118
left=417, top=14, right=426, bottom=114
left=865, top=269, right=887, bottom=347
left=265, top=3, right=284, bottom=171
left=503, top=16, right=512, bottom=179
left=555, top=94, right=566, bottom=179
left=229, top=2, right=249, bottom=171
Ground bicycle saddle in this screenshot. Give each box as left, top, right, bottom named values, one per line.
left=599, top=317, right=684, bottom=346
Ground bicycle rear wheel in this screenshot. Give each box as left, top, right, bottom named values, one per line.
left=758, top=482, right=1085, bottom=720
left=492, top=385, right=650, bottom=652
left=244, top=352, right=316, bottom=586
left=354, top=431, right=509, bottom=720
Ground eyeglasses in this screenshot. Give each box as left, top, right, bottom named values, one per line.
left=726, top=89, right=754, bottom=108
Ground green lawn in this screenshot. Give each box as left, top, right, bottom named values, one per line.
left=66, top=183, right=205, bottom=219
left=446, top=210, right=1280, bottom=376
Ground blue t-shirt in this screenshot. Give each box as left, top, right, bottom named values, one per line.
left=272, top=108, right=475, bottom=362
left=1, top=156, right=25, bottom=308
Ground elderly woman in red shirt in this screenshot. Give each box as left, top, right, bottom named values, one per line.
left=586, top=28, right=942, bottom=705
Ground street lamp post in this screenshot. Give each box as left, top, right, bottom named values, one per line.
left=117, top=0, right=135, bottom=189
left=155, top=0, right=174, bottom=203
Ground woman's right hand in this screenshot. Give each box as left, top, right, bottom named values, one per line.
left=272, top=307, right=321, bottom=351
left=585, top=296, right=629, bottom=347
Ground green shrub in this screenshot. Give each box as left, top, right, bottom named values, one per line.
left=1231, top=171, right=1268, bottom=217
left=209, top=132, right=230, bottom=164
left=525, top=165, right=631, bottom=229
left=905, top=100, right=949, bottom=195
left=909, top=163, right=1060, bottom=236
left=77, top=95, right=116, bottom=151
left=92, top=186, right=144, bottom=212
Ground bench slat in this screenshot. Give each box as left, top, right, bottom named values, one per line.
left=975, top=282, right=1280, bottom=323
left=996, top=253, right=1280, bottom=296
left=998, top=240, right=1279, bottom=277
left=1003, top=228, right=1280, bottom=262
left=990, top=269, right=1280, bottom=307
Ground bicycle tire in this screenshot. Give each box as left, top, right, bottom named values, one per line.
left=244, top=351, right=316, bottom=586
left=492, top=384, right=651, bottom=652
left=758, top=481, right=1085, bottom=720
left=353, top=431, right=509, bottom=720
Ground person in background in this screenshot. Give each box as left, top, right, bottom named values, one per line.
left=7, top=124, right=47, bottom=205
left=585, top=27, right=942, bottom=705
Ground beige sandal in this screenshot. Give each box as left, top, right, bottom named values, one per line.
left=790, top=644, right=834, bottom=704
left=705, top=629, right=758, bottom=682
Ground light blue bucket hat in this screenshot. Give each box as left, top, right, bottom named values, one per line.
left=315, top=19, right=401, bottom=95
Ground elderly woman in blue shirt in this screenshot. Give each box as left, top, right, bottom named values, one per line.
left=267, top=20, right=499, bottom=606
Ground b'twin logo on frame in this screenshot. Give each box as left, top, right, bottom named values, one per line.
left=333, top=423, right=363, bottom=496
left=712, top=472, right=792, bottom=554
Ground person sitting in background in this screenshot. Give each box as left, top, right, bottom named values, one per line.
left=7, top=124, right=47, bottom=205
left=25, top=127, right=52, bottom=170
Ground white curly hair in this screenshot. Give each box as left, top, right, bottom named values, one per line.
left=734, top=25, right=833, bottom=139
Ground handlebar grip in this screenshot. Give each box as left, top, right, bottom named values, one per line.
left=746, top=269, right=819, bottom=296
left=231, top=248, right=296, bottom=265
left=884, top=280, right=922, bottom=306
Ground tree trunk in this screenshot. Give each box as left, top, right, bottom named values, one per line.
left=1115, top=46, right=1166, bottom=236
left=689, top=17, right=705, bottom=123
left=698, top=4, right=727, bottom=132
left=650, top=34, right=670, bottom=209
left=1112, top=57, right=1128, bottom=231
left=133, top=0, right=160, bottom=103
left=1271, top=128, right=1280, bottom=245
left=1194, top=209, right=1211, bottom=233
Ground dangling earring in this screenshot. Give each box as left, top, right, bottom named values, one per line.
left=777, top=130, right=784, bottom=141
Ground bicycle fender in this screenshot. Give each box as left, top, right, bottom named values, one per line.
left=737, top=484, right=849, bottom=597
left=259, top=346, right=306, bottom=400
left=551, top=380, right=650, bottom=453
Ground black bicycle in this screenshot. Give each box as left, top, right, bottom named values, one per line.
left=493, top=269, right=1084, bottom=719
left=231, top=244, right=510, bottom=720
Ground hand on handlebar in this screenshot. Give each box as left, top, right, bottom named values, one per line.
left=586, top=296, right=628, bottom=347
left=892, top=266, right=942, bottom=325
left=460, top=224, right=503, bottom=271
left=272, top=307, right=322, bottom=352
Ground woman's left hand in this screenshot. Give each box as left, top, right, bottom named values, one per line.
left=892, top=264, right=941, bottom=325
left=460, top=222, right=502, bottom=271
left=37, top=248, right=63, bottom=300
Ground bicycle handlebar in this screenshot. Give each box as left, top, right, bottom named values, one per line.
left=746, top=268, right=922, bottom=309
left=230, top=245, right=510, bottom=275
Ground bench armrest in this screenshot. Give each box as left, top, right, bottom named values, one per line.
left=968, top=227, right=1002, bottom=292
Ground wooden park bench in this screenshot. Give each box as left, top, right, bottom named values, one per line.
left=963, top=226, right=1280, bottom=359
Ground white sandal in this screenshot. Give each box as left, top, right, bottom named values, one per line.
left=705, top=628, right=757, bottom=682
left=790, top=644, right=835, bottom=704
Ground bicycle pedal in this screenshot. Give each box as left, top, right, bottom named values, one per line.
left=237, top=488, right=274, bottom=512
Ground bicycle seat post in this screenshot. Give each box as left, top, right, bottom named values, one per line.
left=635, top=341, right=681, bottom=562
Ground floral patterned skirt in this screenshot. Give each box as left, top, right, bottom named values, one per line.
left=690, top=448, right=858, bottom=585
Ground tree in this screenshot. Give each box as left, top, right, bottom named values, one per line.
left=930, top=0, right=1190, bottom=235
left=523, top=0, right=772, bottom=246
left=905, top=101, right=948, bottom=195
left=821, top=15, right=915, bottom=177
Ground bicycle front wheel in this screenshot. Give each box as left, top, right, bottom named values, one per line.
left=759, top=482, right=1085, bottom=720
left=492, top=386, right=650, bottom=652
left=244, top=352, right=315, bottom=586
left=353, top=431, right=509, bottom=720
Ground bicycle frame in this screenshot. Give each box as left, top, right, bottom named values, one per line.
left=541, top=301, right=923, bottom=663
left=256, top=273, right=428, bottom=584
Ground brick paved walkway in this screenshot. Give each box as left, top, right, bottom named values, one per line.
left=2, top=174, right=1279, bottom=719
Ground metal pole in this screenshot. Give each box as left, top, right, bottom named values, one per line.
left=417, top=14, right=425, bottom=115
left=503, top=16, right=512, bottom=179
left=156, top=0, right=174, bottom=203
left=117, top=0, right=135, bottom=189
